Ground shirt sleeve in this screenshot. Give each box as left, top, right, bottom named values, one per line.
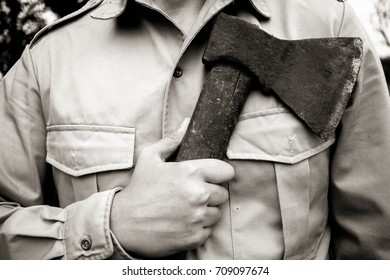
left=0, top=46, right=116, bottom=260
left=330, top=4, right=390, bottom=259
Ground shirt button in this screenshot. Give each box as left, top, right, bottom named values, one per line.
left=173, top=67, right=183, bottom=78
left=81, top=237, right=92, bottom=251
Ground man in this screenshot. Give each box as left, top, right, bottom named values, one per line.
left=0, top=0, right=389, bottom=259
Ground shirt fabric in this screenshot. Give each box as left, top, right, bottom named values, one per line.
left=1, top=0, right=390, bottom=259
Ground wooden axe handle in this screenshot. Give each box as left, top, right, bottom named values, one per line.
left=169, top=65, right=250, bottom=259
left=176, top=64, right=252, bottom=161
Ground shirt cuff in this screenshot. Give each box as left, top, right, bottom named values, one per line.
left=110, top=229, right=139, bottom=260
left=63, top=188, right=121, bottom=259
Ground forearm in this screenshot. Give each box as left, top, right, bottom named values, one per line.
left=330, top=3, right=390, bottom=259
left=0, top=189, right=121, bottom=259
left=0, top=47, right=119, bottom=260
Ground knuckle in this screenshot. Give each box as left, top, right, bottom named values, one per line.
left=181, top=162, right=202, bottom=177
left=165, top=131, right=180, bottom=143
left=190, top=208, right=206, bottom=223
left=139, top=146, right=152, bottom=158
left=188, top=186, right=209, bottom=205
left=187, top=229, right=206, bottom=248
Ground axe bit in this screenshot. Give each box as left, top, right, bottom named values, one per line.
left=176, top=13, right=363, bottom=161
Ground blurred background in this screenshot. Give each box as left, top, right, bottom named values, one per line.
left=0, top=0, right=89, bottom=78
left=0, top=0, right=389, bottom=87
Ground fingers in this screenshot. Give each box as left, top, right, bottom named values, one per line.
left=201, top=160, right=235, bottom=184
left=182, top=159, right=235, bottom=184
left=203, top=206, right=222, bottom=227
left=146, top=118, right=190, bottom=161
left=206, top=183, right=229, bottom=206
left=189, top=207, right=221, bottom=248
left=197, top=227, right=213, bottom=247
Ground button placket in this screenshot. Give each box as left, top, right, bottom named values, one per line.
left=173, top=66, right=183, bottom=78
left=161, top=0, right=234, bottom=138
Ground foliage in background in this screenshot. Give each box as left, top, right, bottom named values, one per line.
left=0, top=0, right=50, bottom=76
left=382, top=58, right=390, bottom=86
left=372, top=0, right=390, bottom=86
left=373, top=0, right=390, bottom=49
left=0, top=0, right=389, bottom=86
left=0, top=0, right=87, bottom=77
left=45, top=0, right=87, bottom=17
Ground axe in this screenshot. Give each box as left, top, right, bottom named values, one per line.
left=175, top=13, right=363, bottom=161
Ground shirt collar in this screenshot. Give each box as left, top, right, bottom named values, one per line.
left=91, top=0, right=271, bottom=20
left=248, top=0, right=271, bottom=18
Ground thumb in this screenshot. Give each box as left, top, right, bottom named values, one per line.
left=149, top=118, right=190, bottom=161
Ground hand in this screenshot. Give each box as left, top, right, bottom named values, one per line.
left=110, top=119, right=235, bottom=258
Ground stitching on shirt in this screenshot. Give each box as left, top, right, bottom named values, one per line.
left=238, top=108, right=290, bottom=122
left=47, top=125, right=135, bottom=134
left=102, top=189, right=113, bottom=257
left=48, top=129, right=133, bottom=135
left=302, top=160, right=311, bottom=259
left=228, top=138, right=335, bottom=164
left=63, top=207, right=69, bottom=260
left=80, top=191, right=116, bottom=260
left=228, top=182, right=236, bottom=259
left=29, top=0, right=104, bottom=48
left=46, top=158, right=133, bottom=177
left=337, top=1, right=346, bottom=37
left=27, top=47, right=42, bottom=97
left=159, top=0, right=234, bottom=138
left=107, top=189, right=130, bottom=259
left=166, top=82, right=173, bottom=136
left=304, top=222, right=327, bottom=260
left=162, top=75, right=171, bottom=138
left=46, top=126, right=135, bottom=176
left=288, top=135, right=295, bottom=154
left=304, top=193, right=329, bottom=260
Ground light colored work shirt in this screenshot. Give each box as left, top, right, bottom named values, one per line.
left=1, top=0, right=390, bottom=259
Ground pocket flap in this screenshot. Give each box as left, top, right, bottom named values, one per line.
left=226, top=108, right=335, bottom=164
left=46, top=125, right=135, bottom=177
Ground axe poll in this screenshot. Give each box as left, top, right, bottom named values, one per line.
left=175, top=13, right=363, bottom=162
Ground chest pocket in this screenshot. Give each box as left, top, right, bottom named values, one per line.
left=46, top=125, right=135, bottom=205
left=226, top=107, right=335, bottom=259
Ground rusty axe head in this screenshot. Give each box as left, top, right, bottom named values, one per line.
left=203, top=13, right=363, bottom=140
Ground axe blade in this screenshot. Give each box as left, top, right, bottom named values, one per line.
left=203, top=13, right=363, bottom=140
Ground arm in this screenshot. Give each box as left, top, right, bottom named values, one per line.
left=330, top=4, right=390, bottom=259
left=0, top=47, right=234, bottom=259
left=0, top=47, right=118, bottom=259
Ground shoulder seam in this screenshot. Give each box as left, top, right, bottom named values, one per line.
left=29, top=0, right=104, bottom=49
left=26, top=46, right=41, bottom=94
